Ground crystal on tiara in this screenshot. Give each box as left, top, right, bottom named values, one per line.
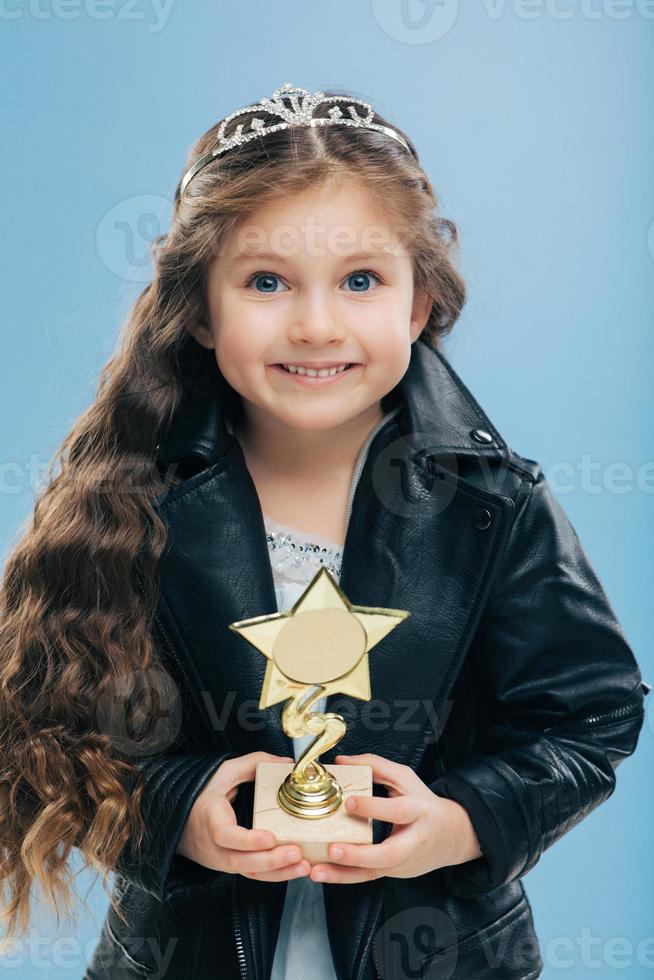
left=180, top=82, right=412, bottom=196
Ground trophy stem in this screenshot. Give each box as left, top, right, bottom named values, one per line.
left=278, top=692, right=348, bottom=817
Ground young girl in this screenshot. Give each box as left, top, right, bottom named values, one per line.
left=0, top=82, right=648, bottom=980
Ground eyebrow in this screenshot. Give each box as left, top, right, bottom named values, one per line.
left=227, top=248, right=399, bottom=268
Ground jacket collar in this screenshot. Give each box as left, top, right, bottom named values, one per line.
left=156, top=338, right=510, bottom=468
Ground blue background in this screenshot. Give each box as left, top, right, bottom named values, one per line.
left=1, top=1, right=652, bottom=976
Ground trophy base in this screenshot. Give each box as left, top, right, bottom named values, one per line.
left=253, top=762, right=373, bottom=865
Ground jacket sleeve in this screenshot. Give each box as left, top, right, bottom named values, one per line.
left=429, top=464, right=650, bottom=898
left=114, top=748, right=234, bottom=903
left=112, top=582, right=237, bottom=903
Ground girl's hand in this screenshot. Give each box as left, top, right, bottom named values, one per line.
left=309, top=753, right=483, bottom=885
left=175, top=751, right=312, bottom=882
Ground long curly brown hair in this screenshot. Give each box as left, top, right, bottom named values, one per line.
left=0, top=85, right=466, bottom=944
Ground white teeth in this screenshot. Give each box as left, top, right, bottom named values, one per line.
left=282, top=364, right=350, bottom=377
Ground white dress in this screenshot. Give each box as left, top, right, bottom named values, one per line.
left=226, top=403, right=402, bottom=979
left=266, top=515, right=343, bottom=980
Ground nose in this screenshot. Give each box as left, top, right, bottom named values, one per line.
left=286, top=290, right=347, bottom=346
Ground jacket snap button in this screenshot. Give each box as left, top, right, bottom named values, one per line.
left=473, top=507, right=492, bottom=530
left=471, top=427, right=494, bottom=444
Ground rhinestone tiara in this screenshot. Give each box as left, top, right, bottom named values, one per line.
left=179, top=81, right=412, bottom=196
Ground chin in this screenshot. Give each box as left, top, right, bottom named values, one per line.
left=280, top=408, right=356, bottom=429
left=284, top=416, right=346, bottom=430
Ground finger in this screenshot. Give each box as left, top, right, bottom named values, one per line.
left=212, top=823, right=278, bottom=851
left=247, top=860, right=311, bottom=883
left=344, top=793, right=422, bottom=824
left=336, top=753, right=416, bottom=791
left=231, top=843, right=305, bottom=876
left=325, top=838, right=404, bottom=870
left=221, top=752, right=294, bottom=787
left=223, top=752, right=295, bottom=803
left=310, top=863, right=381, bottom=885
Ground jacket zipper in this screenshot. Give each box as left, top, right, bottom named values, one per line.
left=356, top=891, right=385, bottom=980
left=371, top=924, right=383, bottom=980
left=345, top=405, right=401, bottom=529
left=545, top=697, right=644, bottom=732
left=576, top=701, right=643, bottom=726
left=232, top=876, right=249, bottom=980
left=431, top=741, right=448, bottom=778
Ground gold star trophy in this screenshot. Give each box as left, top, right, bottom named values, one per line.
left=229, top=567, right=410, bottom=863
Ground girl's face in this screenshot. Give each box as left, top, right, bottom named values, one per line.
left=190, top=179, right=432, bottom=435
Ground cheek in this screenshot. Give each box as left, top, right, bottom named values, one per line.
left=368, top=321, right=412, bottom=360
left=214, top=296, right=279, bottom=359
left=213, top=327, right=270, bottom=390
left=216, top=328, right=247, bottom=362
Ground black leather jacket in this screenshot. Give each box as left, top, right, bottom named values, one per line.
left=84, top=340, right=649, bottom=980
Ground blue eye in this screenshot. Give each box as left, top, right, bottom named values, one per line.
left=244, top=269, right=382, bottom=293
left=343, top=270, right=380, bottom=292
left=246, top=273, right=287, bottom=293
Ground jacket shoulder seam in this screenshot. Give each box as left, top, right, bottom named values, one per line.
left=503, top=458, right=541, bottom=485
left=498, top=446, right=543, bottom=486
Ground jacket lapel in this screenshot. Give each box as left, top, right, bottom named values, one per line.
left=153, top=434, right=297, bottom=759
left=321, top=408, right=513, bottom=771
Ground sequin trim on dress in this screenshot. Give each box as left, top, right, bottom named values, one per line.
left=263, top=516, right=343, bottom=581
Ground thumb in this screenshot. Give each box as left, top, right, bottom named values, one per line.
left=225, top=751, right=294, bottom=787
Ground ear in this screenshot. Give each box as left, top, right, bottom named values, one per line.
left=186, top=319, right=215, bottom=350
left=410, top=289, right=433, bottom=343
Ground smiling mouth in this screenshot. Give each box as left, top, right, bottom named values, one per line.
left=268, top=363, right=360, bottom=385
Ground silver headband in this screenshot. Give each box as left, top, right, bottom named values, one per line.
left=180, top=82, right=412, bottom=196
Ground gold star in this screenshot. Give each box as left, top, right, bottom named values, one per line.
left=229, top=566, right=410, bottom=709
